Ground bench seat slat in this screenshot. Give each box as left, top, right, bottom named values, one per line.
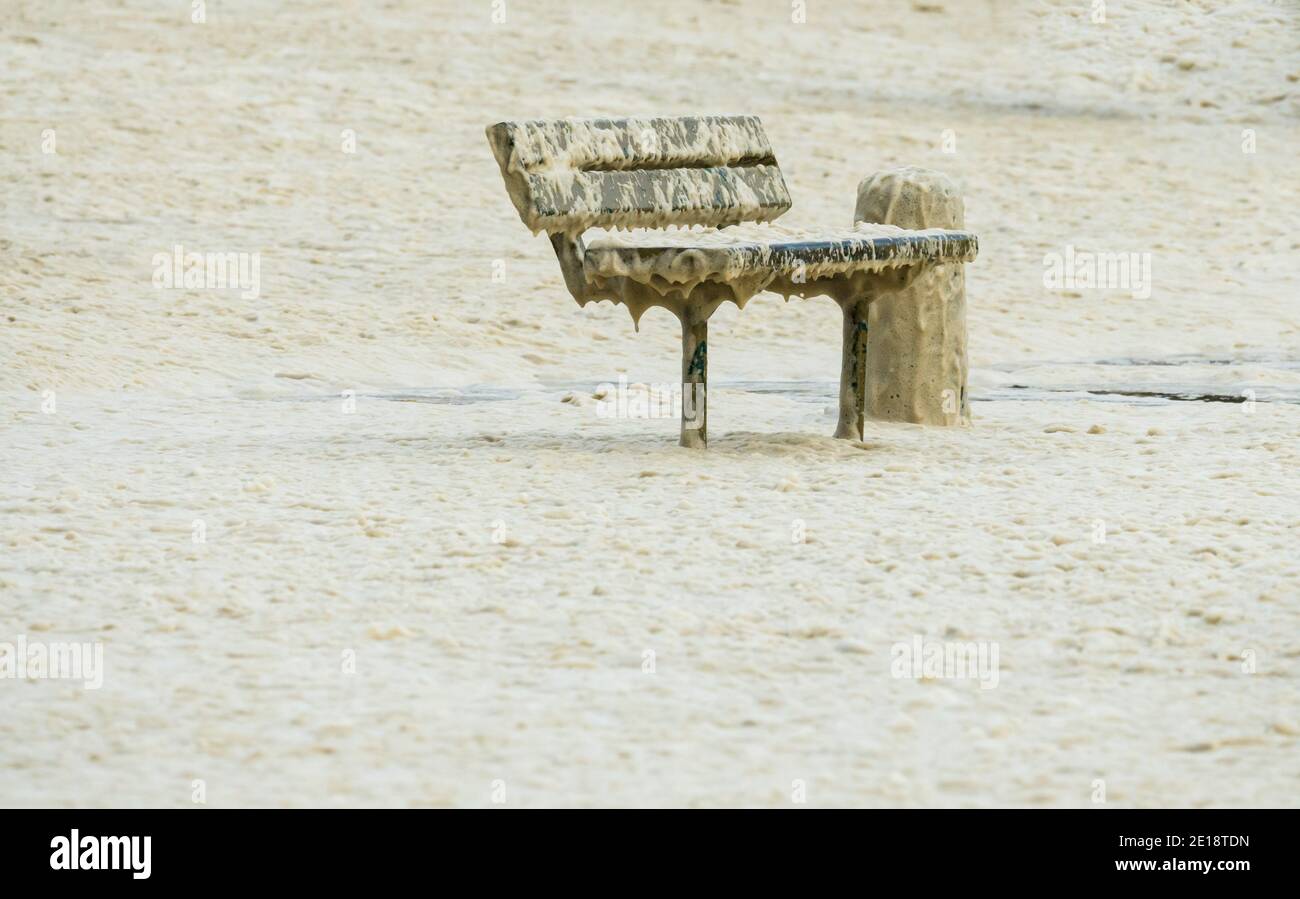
left=583, top=226, right=978, bottom=285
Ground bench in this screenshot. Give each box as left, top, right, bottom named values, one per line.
left=486, top=115, right=978, bottom=447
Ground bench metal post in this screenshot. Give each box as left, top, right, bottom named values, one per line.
left=679, top=305, right=708, bottom=448
left=834, top=299, right=869, bottom=440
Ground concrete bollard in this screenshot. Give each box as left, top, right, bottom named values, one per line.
left=854, top=167, right=971, bottom=426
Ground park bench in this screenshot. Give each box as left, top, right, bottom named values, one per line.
left=486, top=115, right=978, bottom=447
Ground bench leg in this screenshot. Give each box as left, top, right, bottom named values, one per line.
left=679, top=306, right=708, bottom=448
left=834, top=298, right=869, bottom=440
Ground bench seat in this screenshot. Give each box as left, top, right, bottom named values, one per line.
left=582, top=222, right=977, bottom=291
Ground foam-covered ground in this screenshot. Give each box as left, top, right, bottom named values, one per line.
left=2, top=0, right=1298, bottom=806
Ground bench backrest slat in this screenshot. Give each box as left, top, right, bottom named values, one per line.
left=487, top=116, right=793, bottom=234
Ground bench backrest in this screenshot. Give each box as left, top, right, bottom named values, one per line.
left=486, top=116, right=792, bottom=235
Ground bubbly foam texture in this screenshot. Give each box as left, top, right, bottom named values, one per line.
left=579, top=221, right=975, bottom=324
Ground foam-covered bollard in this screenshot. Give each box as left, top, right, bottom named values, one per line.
left=854, top=167, right=970, bottom=426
